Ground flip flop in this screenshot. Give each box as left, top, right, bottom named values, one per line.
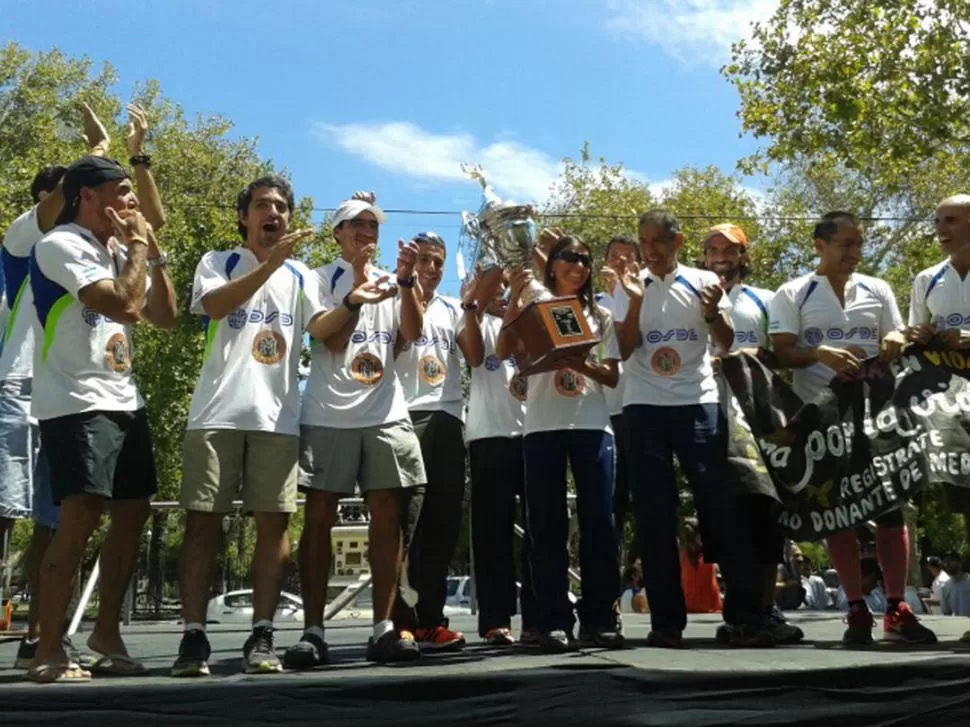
left=87, top=652, right=149, bottom=676
left=25, top=662, right=92, bottom=683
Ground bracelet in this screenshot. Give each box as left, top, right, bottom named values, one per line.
left=342, top=292, right=363, bottom=313
left=397, top=275, right=416, bottom=288
left=461, top=301, right=478, bottom=312
left=704, top=313, right=718, bottom=324
left=129, top=154, right=152, bottom=168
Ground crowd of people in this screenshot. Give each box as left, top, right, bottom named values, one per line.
left=2, top=104, right=970, bottom=684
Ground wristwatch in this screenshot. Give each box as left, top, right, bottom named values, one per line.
left=461, top=301, right=478, bottom=312
left=147, top=252, right=168, bottom=269
left=397, top=275, right=416, bottom=288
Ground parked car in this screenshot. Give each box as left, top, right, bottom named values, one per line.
left=205, top=589, right=304, bottom=624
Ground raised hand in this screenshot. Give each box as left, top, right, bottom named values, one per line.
left=600, top=266, right=619, bottom=294
left=618, top=261, right=645, bottom=300
left=396, top=239, right=419, bottom=280
left=267, top=229, right=313, bottom=269
left=700, top=278, right=725, bottom=320
left=538, top=227, right=564, bottom=254
left=508, top=267, right=535, bottom=303
left=352, top=191, right=377, bottom=204
left=105, top=207, right=148, bottom=245
left=352, top=243, right=377, bottom=285
left=349, top=276, right=398, bottom=306
left=126, top=104, right=149, bottom=156
left=80, top=102, right=110, bottom=152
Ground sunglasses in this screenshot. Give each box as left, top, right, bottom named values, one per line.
left=554, top=250, right=591, bottom=267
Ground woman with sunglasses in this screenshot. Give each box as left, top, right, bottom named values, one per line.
left=496, top=236, right=622, bottom=652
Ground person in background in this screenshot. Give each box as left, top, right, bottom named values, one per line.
left=927, top=556, right=950, bottom=612
left=837, top=558, right=887, bottom=614
left=619, top=560, right=649, bottom=614
left=679, top=518, right=723, bottom=614
left=941, top=553, right=970, bottom=619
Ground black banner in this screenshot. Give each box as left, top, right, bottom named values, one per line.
left=721, top=346, right=970, bottom=541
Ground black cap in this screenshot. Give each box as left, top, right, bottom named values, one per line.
left=55, top=156, right=129, bottom=226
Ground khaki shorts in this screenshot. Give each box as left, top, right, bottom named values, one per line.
left=300, top=419, right=426, bottom=495
left=181, top=429, right=299, bottom=513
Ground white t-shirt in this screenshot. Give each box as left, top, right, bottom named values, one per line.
left=186, top=248, right=323, bottom=435
left=0, top=207, right=42, bottom=382
left=30, top=223, right=151, bottom=420
left=466, top=314, right=526, bottom=442
left=909, top=260, right=970, bottom=331
left=396, top=294, right=466, bottom=421
left=301, top=259, right=409, bottom=430
left=596, top=288, right=626, bottom=416
left=726, top=283, right=774, bottom=353
left=769, top=272, right=902, bottom=402
left=931, top=570, right=951, bottom=604
left=613, top=264, right=728, bottom=407
left=524, top=304, right=619, bottom=435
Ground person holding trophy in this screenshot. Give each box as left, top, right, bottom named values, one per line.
left=496, top=235, right=622, bottom=653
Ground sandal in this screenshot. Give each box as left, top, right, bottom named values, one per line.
left=25, top=662, right=92, bottom=683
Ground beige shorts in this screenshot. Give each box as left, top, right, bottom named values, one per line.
left=180, top=429, right=299, bottom=513
left=300, top=419, right=426, bottom=495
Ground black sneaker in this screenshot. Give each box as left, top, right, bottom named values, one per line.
left=366, top=629, right=420, bottom=663
left=729, top=624, right=776, bottom=648
left=763, top=609, right=804, bottom=645
left=578, top=627, right=626, bottom=649
left=242, top=625, right=282, bottom=674
left=14, top=638, right=37, bottom=669
left=714, top=623, right=734, bottom=644
left=171, top=629, right=212, bottom=677
left=283, top=632, right=330, bottom=670
left=646, top=630, right=684, bottom=649
left=538, top=630, right=571, bottom=653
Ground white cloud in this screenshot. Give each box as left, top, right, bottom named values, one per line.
left=605, top=0, right=779, bottom=65
left=313, top=121, right=562, bottom=203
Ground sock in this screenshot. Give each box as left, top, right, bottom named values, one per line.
left=887, top=598, right=903, bottom=612
left=876, top=524, right=909, bottom=601
left=826, top=530, right=863, bottom=601
left=305, top=625, right=325, bottom=641
left=373, top=619, right=394, bottom=641
left=253, top=619, right=273, bottom=631
left=184, top=622, right=205, bottom=633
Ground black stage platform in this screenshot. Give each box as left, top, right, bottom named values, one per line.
left=3, top=613, right=970, bottom=725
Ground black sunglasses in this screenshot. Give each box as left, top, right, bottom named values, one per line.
left=554, top=250, right=591, bottom=267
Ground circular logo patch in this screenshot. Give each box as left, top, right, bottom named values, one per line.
left=104, top=332, right=131, bottom=373
left=81, top=307, right=102, bottom=327
left=804, top=327, right=823, bottom=346
left=351, top=352, right=384, bottom=385
left=509, top=373, right=528, bottom=401
left=252, top=330, right=287, bottom=364
left=554, top=369, right=585, bottom=397
left=228, top=308, right=248, bottom=329
left=650, top=346, right=681, bottom=376
left=419, top=355, right=446, bottom=386
left=484, top=354, right=502, bottom=371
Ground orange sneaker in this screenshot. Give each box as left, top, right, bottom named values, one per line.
left=883, top=602, right=937, bottom=644
left=484, top=627, right=515, bottom=646
left=413, top=625, right=466, bottom=652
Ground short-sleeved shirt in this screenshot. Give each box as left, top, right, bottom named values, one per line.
left=0, top=207, right=42, bottom=382
left=769, top=272, right=902, bottom=402
left=726, top=283, right=774, bottom=353
left=186, top=247, right=323, bottom=435
left=301, top=258, right=409, bottom=430
left=395, top=294, right=465, bottom=421
left=595, top=288, right=626, bottom=416
left=909, top=260, right=970, bottom=331
left=466, top=314, right=526, bottom=442
left=29, top=223, right=152, bottom=420
left=613, top=264, right=728, bottom=407
left=524, top=304, right=619, bottom=435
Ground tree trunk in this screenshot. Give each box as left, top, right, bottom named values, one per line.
left=148, top=511, right=167, bottom=617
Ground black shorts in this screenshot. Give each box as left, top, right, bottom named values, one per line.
left=40, top=409, right=158, bottom=504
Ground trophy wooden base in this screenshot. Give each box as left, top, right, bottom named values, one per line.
left=503, top=296, right=601, bottom=376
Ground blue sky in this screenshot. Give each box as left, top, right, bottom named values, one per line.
left=6, top=0, right=777, bottom=294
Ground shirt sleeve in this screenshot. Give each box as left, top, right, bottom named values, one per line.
left=300, top=266, right=327, bottom=330
left=2, top=207, right=42, bottom=258
left=878, top=281, right=904, bottom=334
left=35, top=232, right=113, bottom=299
left=908, top=273, right=928, bottom=327
left=598, top=308, right=620, bottom=361
left=190, top=252, right=228, bottom=315
left=611, top=283, right=631, bottom=323
left=768, top=284, right=800, bottom=336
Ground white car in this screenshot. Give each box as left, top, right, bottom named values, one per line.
left=205, top=589, right=304, bottom=624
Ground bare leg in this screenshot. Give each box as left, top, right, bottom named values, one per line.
left=26, top=524, right=54, bottom=639
left=30, top=495, right=103, bottom=668
left=367, top=490, right=403, bottom=624
left=299, top=492, right=339, bottom=629
left=178, top=511, right=224, bottom=625
left=87, top=498, right=150, bottom=656
left=252, top=512, right=289, bottom=623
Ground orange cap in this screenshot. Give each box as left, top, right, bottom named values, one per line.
left=703, top=223, right=748, bottom=248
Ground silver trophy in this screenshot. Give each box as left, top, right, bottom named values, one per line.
left=458, top=164, right=545, bottom=303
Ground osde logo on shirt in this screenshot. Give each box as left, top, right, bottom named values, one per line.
left=735, top=330, right=760, bottom=344
left=350, top=330, right=393, bottom=345
left=227, top=308, right=294, bottom=330
left=81, top=307, right=103, bottom=327
left=804, top=326, right=878, bottom=345
left=484, top=354, right=515, bottom=371
left=932, top=313, right=970, bottom=329
left=644, top=328, right=698, bottom=344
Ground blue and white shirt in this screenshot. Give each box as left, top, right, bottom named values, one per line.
left=908, top=260, right=970, bottom=332
left=187, top=247, right=322, bottom=435
left=0, top=206, right=42, bottom=383
left=770, top=272, right=902, bottom=402
left=726, top=283, right=774, bottom=353
left=465, top=314, right=526, bottom=442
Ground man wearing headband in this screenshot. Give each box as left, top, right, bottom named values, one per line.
left=25, top=154, right=177, bottom=683
left=3, top=104, right=166, bottom=674
left=702, top=223, right=803, bottom=645
left=391, top=231, right=485, bottom=652
left=296, top=193, right=426, bottom=664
